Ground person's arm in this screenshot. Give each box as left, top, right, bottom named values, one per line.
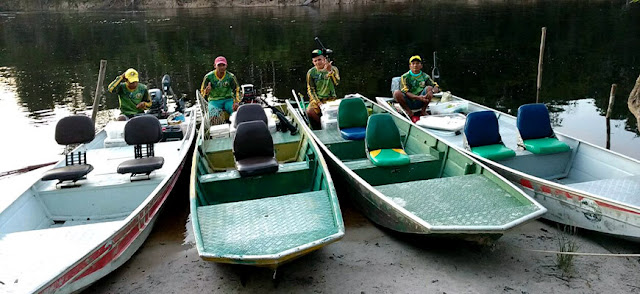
left=327, top=66, right=340, bottom=86
left=306, top=70, right=320, bottom=105
left=200, top=75, right=210, bottom=99
left=232, top=74, right=241, bottom=103
left=108, top=74, right=124, bottom=94
left=427, top=76, right=440, bottom=92
left=142, top=89, right=152, bottom=108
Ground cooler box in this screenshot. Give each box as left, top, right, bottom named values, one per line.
left=210, top=124, right=231, bottom=139
left=429, top=101, right=468, bottom=115
left=103, top=121, right=128, bottom=148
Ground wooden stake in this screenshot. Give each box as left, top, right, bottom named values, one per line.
left=536, top=27, right=547, bottom=103
left=606, top=84, right=617, bottom=149
left=91, top=60, right=107, bottom=125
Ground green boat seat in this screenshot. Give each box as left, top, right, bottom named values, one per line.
left=42, top=115, right=95, bottom=183
left=338, top=97, right=368, bottom=140
left=464, top=111, right=515, bottom=161
left=517, top=104, right=570, bottom=155
left=233, top=120, right=279, bottom=177
left=365, top=114, right=410, bottom=167
left=470, top=144, right=516, bottom=161
left=117, top=116, right=165, bottom=177
left=522, top=137, right=571, bottom=155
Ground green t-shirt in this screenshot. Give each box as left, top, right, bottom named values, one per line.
left=108, top=78, right=150, bottom=116
left=400, top=71, right=438, bottom=95
left=306, top=66, right=340, bottom=103
left=200, top=70, right=240, bottom=102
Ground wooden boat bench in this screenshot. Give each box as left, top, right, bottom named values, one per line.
left=314, top=129, right=367, bottom=160
left=343, top=153, right=441, bottom=186
left=204, top=132, right=302, bottom=168
left=197, top=161, right=315, bottom=205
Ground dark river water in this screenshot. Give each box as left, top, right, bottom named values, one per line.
left=1, top=0, right=640, bottom=172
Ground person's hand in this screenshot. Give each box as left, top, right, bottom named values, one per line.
left=433, top=86, right=440, bottom=93
left=232, top=103, right=239, bottom=111
left=324, top=61, right=333, bottom=72
left=121, top=73, right=127, bottom=82
left=136, top=102, right=147, bottom=110
left=204, top=82, right=212, bottom=95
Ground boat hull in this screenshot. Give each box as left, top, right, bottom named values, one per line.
left=376, top=95, right=640, bottom=241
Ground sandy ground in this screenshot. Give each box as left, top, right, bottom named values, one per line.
left=82, top=170, right=640, bottom=294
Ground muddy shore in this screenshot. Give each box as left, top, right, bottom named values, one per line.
left=83, top=171, right=640, bottom=294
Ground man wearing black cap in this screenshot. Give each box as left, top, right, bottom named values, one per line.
left=393, top=55, right=440, bottom=122
left=306, top=49, right=340, bottom=129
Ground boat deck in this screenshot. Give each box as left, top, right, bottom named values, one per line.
left=0, top=220, right=123, bottom=293
left=197, top=190, right=338, bottom=257
left=564, top=175, right=640, bottom=207
left=374, top=175, right=541, bottom=227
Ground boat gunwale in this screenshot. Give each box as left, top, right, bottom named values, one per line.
left=375, top=94, right=640, bottom=215
left=291, top=94, right=546, bottom=234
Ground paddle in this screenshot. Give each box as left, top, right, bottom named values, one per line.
left=0, top=161, right=57, bottom=178
left=432, top=51, right=440, bottom=81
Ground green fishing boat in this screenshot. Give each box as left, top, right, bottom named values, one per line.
left=189, top=93, right=344, bottom=268
left=291, top=94, right=546, bottom=243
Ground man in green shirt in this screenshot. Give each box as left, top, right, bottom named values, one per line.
left=306, top=49, right=340, bottom=129
left=200, top=56, right=240, bottom=119
left=393, top=55, right=440, bottom=122
left=108, top=68, right=151, bottom=120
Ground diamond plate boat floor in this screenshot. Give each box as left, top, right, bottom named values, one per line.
left=566, top=175, right=640, bottom=207
left=374, top=175, right=540, bottom=227
left=196, top=190, right=338, bottom=257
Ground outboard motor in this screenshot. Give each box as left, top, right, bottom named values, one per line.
left=241, top=84, right=257, bottom=104
left=147, top=88, right=167, bottom=118
left=162, top=74, right=185, bottom=113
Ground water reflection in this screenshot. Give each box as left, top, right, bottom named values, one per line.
left=0, top=2, right=639, bottom=173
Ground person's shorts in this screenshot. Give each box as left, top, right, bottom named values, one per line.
left=401, top=87, right=429, bottom=110
left=307, top=97, right=337, bottom=115
left=208, top=99, right=234, bottom=116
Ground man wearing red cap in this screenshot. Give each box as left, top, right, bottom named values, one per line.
left=108, top=68, right=151, bottom=120
left=200, top=56, right=240, bottom=119
left=393, top=55, right=440, bottom=122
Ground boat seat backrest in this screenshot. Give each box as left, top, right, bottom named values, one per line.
left=517, top=103, right=554, bottom=140
left=117, top=115, right=164, bottom=177
left=233, top=120, right=279, bottom=177
left=390, top=77, right=401, bottom=94
left=337, top=97, right=368, bottom=140
left=464, top=111, right=502, bottom=147
left=338, top=97, right=368, bottom=129
left=41, top=115, right=95, bottom=184
left=233, top=104, right=268, bottom=128
left=366, top=114, right=403, bottom=151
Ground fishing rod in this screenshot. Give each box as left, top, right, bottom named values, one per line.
left=259, top=97, right=298, bottom=136
left=291, top=89, right=310, bottom=125
left=314, top=37, right=334, bottom=63
left=432, top=51, right=440, bottom=81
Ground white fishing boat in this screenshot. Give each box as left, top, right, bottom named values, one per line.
left=377, top=86, right=640, bottom=241
left=0, top=102, right=197, bottom=293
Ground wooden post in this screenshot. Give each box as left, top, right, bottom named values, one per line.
left=91, top=60, right=107, bottom=125
left=606, top=84, right=617, bottom=150
left=536, top=27, right=547, bottom=103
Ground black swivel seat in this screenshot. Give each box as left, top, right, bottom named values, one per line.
left=233, top=104, right=268, bottom=128
left=41, top=115, right=95, bottom=186
left=233, top=120, right=279, bottom=177
left=117, top=115, right=165, bottom=179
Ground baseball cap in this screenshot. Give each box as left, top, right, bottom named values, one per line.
left=215, top=56, right=227, bottom=66
left=124, top=68, right=139, bottom=83
left=311, top=49, right=324, bottom=58
left=409, top=55, right=422, bottom=63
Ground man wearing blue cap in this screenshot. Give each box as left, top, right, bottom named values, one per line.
left=393, top=55, right=440, bottom=122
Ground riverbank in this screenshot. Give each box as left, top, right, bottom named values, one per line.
left=0, top=0, right=392, bottom=12
left=83, top=175, right=640, bottom=294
